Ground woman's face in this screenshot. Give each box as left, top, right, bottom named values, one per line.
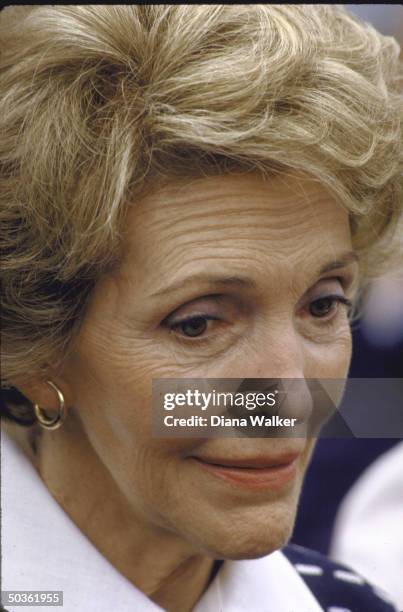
left=61, top=171, right=358, bottom=559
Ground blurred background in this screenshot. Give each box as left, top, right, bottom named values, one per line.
left=346, top=4, right=403, bottom=51
left=290, top=6, right=403, bottom=607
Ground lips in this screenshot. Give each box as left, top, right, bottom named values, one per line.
left=192, top=452, right=300, bottom=490
left=193, top=452, right=300, bottom=470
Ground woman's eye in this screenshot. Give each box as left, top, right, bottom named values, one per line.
left=170, top=315, right=219, bottom=338
left=309, top=295, right=352, bottom=319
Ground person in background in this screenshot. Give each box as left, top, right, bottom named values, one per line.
left=330, top=440, right=403, bottom=610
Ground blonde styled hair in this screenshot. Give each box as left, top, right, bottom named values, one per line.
left=1, top=5, right=403, bottom=402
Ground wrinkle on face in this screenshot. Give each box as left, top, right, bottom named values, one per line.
left=111, top=172, right=352, bottom=310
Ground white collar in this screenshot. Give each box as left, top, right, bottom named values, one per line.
left=1, top=430, right=323, bottom=612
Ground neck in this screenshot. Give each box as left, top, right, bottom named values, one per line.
left=24, top=418, right=215, bottom=612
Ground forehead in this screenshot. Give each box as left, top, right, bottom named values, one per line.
left=118, top=171, right=351, bottom=286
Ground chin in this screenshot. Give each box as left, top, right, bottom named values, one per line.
left=191, top=503, right=297, bottom=561
left=203, top=523, right=293, bottom=561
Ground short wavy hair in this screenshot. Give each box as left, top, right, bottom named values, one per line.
left=1, top=5, right=403, bottom=423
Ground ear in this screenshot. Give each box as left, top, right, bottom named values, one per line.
left=12, top=374, right=75, bottom=416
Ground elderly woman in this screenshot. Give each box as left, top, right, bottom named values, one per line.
left=1, top=5, right=402, bottom=612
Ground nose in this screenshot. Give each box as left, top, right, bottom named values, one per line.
left=229, top=326, right=315, bottom=434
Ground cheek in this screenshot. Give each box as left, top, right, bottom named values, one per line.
left=307, top=325, right=353, bottom=379
left=66, top=323, right=197, bottom=471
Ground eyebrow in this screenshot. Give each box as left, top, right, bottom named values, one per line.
left=151, top=274, right=255, bottom=297
left=151, top=250, right=359, bottom=298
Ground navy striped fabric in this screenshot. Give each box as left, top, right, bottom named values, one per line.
left=283, top=543, right=398, bottom=612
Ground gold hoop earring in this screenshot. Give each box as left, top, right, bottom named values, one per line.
left=34, top=380, right=66, bottom=431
